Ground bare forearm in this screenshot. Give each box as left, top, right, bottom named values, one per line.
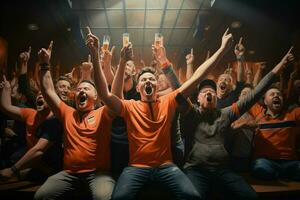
left=179, top=47, right=225, bottom=97
left=91, top=53, right=110, bottom=101
left=0, top=88, right=21, bottom=120
left=253, top=68, right=263, bottom=87
left=111, top=59, right=126, bottom=98
left=186, top=63, right=194, bottom=80
left=162, top=64, right=181, bottom=89
left=236, top=59, right=245, bottom=82
left=103, top=63, right=115, bottom=86
left=40, top=69, right=61, bottom=115
left=14, top=147, right=45, bottom=170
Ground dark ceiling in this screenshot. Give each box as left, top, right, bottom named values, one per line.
left=0, top=0, right=299, bottom=78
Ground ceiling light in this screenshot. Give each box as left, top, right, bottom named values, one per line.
left=231, top=21, right=242, bottom=29
left=27, top=24, right=39, bottom=31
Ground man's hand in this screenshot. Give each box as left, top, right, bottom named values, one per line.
left=0, top=75, right=11, bottom=91
left=0, top=168, right=14, bottom=180
left=81, top=55, right=93, bottom=72
left=120, top=43, right=133, bottom=62
left=272, top=46, right=294, bottom=75
left=220, top=28, right=233, bottom=51
left=186, top=48, right=194, bottom=65
left=102, top=46, right=115, bottom=66
left=38, top=41, right=53, bottom=64
left=234, top=37, right=245, bottom=58
left=86, top=27, right=100, bottom=56
left=19, top=46, right=31, bottom=64
left=152, top=45, right=169, bottom=66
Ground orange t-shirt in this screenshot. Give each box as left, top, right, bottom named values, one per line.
left=250, top=105, right=300, bottom=160
left=58, top=102, right=112, bottom=173
left=120, top=90, right=179, bottom=167
left=21, top=108, right=51, bottom=148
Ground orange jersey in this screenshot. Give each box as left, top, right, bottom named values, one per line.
left=58, top=102, right=112, bottom=173
left=20, top=108, right=52, bottom=148
left=120, top=90, right=178, bottom=167
left=250, top=105, right=300, bottom=160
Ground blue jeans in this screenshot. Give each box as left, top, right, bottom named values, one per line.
left=252, top=158, right=300, bottom=181
left=34, top=170, right=115, bottom=200
left=111, top=164, right=200, bottom=200
left=185, top=167, right=257, bottom=200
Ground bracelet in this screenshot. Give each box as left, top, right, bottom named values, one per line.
left=10, top=165, right=20, bottom=178
left=39, top=63, right=50, bottom=70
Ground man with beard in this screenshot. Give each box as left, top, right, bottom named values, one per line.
left=216, top=37, right=246, bottom=108
left=179, top=47, right=293, bottom=200
left=0, top=77, right=63, bottom=180
left=87, top=27, right=234, bottom=200
left=35, top=41, right=115, bottom=200
left=250, top=85, right=300, bottom=181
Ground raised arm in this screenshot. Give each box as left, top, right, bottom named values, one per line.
left=18, top=47, right=36, bottom=108
left=86, top=27, right=122, bottom=115
left=227, top=46, right=294, bottom=122
left=253, top=62, right=266, bottom=87
left=102, top=46, right=116, bottom=86
left=38, top=41, right=62, bottom=117
left=186, top=48, right=194, bottom=80
left=179, top=28, right=233, bottom=97
left=0, top=75, right=22, bottom=121
left=153, top=45, right=181, bottom=89
left=111, top=43, right=134, bottom=99
left=234, top=37, right=245, bottom=83
left=80, top=55, right=93, bottom=81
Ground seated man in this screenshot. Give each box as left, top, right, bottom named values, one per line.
left=250, top=84, right=300, bottom=181
left=34, top=41, right=115, bottom=200
left=179, top=47, right=293, bottom=200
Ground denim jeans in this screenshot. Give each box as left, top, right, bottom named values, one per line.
left=34, top=170, right=115, bottom=200
left=111, top=164, right=200, bottom=200
left=185, top=167, right=258, bottom=200
left=252, top=158, right=300, bottom=181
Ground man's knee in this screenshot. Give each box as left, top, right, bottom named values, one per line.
left=252, top=159, right=276, bottom=180
left=34, top=187, right=49, bottom=200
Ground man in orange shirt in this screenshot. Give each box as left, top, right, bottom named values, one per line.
left=34, top=41, right=115, bottom=200
left=250, top=85, right=300, bottom=181
left=0, top=76, right=64, bottom=181
left=86, top=27, right=234, bottom=200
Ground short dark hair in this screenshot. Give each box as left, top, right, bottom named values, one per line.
left=242, top=83, right=254, bottom=90
left=137, top=67, right=157, bottom=81
left=55, top=76, right=72, bottom=86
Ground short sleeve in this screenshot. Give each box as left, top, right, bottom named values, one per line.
left=20, top=108, right=36, bottom=122
left=160, top=89, right=179, bottom=110
left=120, top=100, right=131, bottom=118
left=58, top=101, right=75, bottom=121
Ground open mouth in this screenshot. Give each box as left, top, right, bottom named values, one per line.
left=78, top=93, right=87, bottom=105
left=206, top=94, right=212, bottom=102
left=219, top=82, right=227, bottom=91
left=272, top=98, right=281, bottom=106
left=36, top=99, right=44, bottom=106
left=145, top=85, right=153, bottom=95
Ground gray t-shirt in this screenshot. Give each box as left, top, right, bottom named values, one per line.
left=178, top=72, right=275, bottom=169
